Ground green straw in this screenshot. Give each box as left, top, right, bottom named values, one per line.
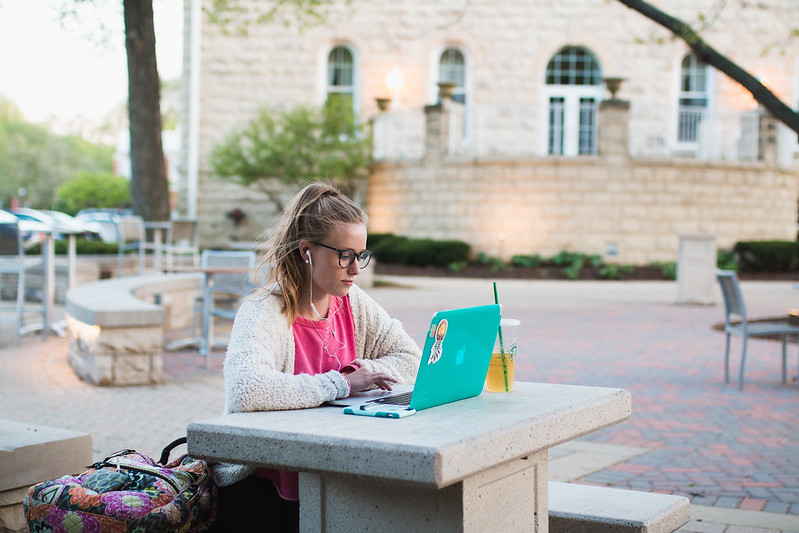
left=493, top=281, right=510, bottom=391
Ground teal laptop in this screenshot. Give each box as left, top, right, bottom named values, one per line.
left=340, top=304, right=501, bottom=418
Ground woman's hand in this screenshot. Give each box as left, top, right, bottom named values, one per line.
left=342, top=368, right=397, bottom=395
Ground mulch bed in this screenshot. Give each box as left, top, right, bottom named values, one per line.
left=374, top=263, right=799, bottom=282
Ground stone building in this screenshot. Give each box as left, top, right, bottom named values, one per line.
left=178, top=0, right=799, bottom=264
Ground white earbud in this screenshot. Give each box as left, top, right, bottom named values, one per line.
left=307, top=250, right=312, bottom=265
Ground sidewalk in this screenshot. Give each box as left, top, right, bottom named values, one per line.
left=1, top=276, right=798, bottom=532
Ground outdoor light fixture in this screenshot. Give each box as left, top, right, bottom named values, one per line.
left=386, top=67, right=404, bottom=92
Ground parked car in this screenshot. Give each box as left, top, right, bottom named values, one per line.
left=74, top=209, right=127, bottom=243
left=41, top=210, right=104, bottom=239
left=1, top=209, right=51, bottom=247
left=0, top=210, right=16, bottom=223
left=10, top=208, right=100, bottom=241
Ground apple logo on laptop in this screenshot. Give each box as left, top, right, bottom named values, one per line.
left=455, top=346, right=466, bottom=365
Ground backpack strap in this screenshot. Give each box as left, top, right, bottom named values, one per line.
left=158, top=437, right=188, bottom=465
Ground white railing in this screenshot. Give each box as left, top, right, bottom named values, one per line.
left=371, top=110, right=426, bottom=161
left=372, top=103, right=783, bottom=164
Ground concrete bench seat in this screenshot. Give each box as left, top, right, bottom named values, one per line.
left=549, top=481, right=690, bottom=533
left=0, top=420, right=92, bottom=533
left=65, top=273, right=202, bottom=386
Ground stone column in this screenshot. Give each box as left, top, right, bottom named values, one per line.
left=758, top=110, right=779, bottom=165
left=677, top=233, right=717, bottom=305
left=598, top=99, right=631, bottom=160
left=424, top=103, right=449, bottom=159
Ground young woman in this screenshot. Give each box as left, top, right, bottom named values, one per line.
left=209, top=182, right=422, bottom=531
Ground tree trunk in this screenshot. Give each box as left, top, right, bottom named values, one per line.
left=616, top=0, right=799, bottom=135
left=123, top=0, right=170, bottom=221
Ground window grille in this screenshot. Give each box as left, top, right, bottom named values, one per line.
left=677, top=54, right=709, bottom=144
left=578, top=97, right=597, bottom=155
left=549, top=97, right=565, bottom=155
left=439, top=48, right=466, bottom=104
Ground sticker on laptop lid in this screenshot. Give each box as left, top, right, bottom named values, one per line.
left=427, top=319, right=448, bottom=365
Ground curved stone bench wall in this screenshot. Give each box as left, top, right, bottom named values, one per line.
left=65, top=273, right=202, bottom=386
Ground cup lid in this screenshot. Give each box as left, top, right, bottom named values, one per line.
left=500, top=318, right=520, bottom=327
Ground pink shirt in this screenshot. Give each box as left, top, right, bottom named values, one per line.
left=256, top=294, right=357, bottom=500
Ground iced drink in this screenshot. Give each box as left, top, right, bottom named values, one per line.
left=486, top=352, right=516, bottom=392
left=485, top=318, right=520, bottom=392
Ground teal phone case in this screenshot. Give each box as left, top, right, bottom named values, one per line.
left=343, top=406, right=416, bottom=418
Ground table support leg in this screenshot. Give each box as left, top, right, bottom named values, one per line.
left=67, top=234, right=76, bottom=290
left=42, top=235, right=55, bottom=338
left=299, top=451, right=547, bottom=532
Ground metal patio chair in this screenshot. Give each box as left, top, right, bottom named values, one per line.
left=715, top=269, right=799, bottom=390
left=0, top=222, right=46, bottom=344
left=165, top=218, right=200, bottom=269
left=116, top=215, right=146, bottom=275
left=198, top=250, right=257, bottom=359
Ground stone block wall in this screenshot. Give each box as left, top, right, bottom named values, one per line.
left=0, top=420, right=92, bottom=533
left=67, top=315, right=165, bottom=386
left=367, top=156, right=799, bottom=265
left=66, top=274, right=202, bottom=386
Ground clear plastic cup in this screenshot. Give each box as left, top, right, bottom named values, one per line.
left=485, top=318, right=519, bottom=392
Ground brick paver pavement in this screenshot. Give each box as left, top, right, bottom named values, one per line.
left=369, top=278, right=799, bottom=517
left=2, top=276, right=797, bottom=527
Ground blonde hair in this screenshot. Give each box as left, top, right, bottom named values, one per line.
left=257, top=181, right=367, bottom=324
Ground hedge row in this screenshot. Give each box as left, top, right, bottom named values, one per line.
left=23, top=234, right=799, bottom=274
left=25, top=238, right=119, bottom=255
left=367, top=233, right=470, bottom=267
left=733, top=240, right=798, bottom=272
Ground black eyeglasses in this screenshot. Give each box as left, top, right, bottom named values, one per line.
left=311, top=242, right=373, bottom=269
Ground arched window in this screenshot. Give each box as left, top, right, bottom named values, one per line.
left=326, top=45, right=357, bottom=118
left=438, top=47, right=466, bottom=104
left=543, top=46, right=602, bottom=156
left=677, top=53, right=709, bottom=145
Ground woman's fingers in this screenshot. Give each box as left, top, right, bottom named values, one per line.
left=345, top=369, right=397, bottom=394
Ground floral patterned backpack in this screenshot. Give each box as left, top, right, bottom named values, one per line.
left=23, top=437, right=216, bottom=532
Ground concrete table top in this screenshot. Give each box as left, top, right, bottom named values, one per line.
left=188, top=381, right=631, bottom=488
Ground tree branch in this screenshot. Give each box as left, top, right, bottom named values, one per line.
left=616, top=0, right=799, bottom=135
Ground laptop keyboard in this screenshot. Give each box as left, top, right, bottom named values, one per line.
left=369, top=391, right=413, bottom=406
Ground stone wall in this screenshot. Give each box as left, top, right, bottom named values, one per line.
left=66, top=274, right=202, bottom=386
left=0, top=420, right=92, bottom=533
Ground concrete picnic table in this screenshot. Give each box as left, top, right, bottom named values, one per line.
left=188, top=381, right=631, bottom=532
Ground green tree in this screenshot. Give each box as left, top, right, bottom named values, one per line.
left=60, top=0, right=337, bottom=222
left=0, top=96, right=24, bottom=122
left=123, top=0, right=169, bottom=222
left=0, top=112, right=113, bottom=209
left=55, top=172, right=131, bottom=215
left=210, top=102, right=371, bottom=211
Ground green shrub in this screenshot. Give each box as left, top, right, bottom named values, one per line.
left=448, top=261, right=468, bottom=273
left=26, top=238, right=119, bottom=255
left=716, top=250, right=737, bottom=271
left=55, top=172, right=131, bottom=215
left=370, top=235, right=411, bottom=264
left=511, top=254, right=543, bottom=268
left=733, top=240, right=798, bottom=272
left=564, top=256, right=586, bottom=279
left=551, top=250, right=581, bottom=267
left=598, top=264, right=621, bottom=280
left=648, top=261, right=677, bottom=280
left=366, top=233, right=395, bottom=250
left=370, top=234, right=470, bottom=267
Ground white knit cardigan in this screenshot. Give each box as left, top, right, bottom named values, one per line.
left=213, top=284, right=422, bottom=486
